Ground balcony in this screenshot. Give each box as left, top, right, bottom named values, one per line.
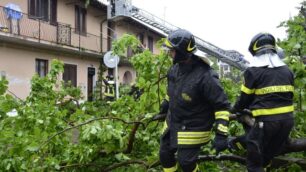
left=0, top=6, right=103, bottom=57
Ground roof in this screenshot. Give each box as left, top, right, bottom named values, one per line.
left=89, top=0, right=107, bottom=10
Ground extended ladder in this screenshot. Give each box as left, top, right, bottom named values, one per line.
left=108, top=0, right=249, bottom=70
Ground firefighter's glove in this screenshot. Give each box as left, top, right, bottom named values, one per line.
left=159, top=99, right=169, bottom=114
left=213, top=134, right=228, bottom=154
left=229, top=106, right=237, bottom=114
left=152, top=113, right=167, bottom=121
left=151, top=99, right=169, bottom=122
left=227, top=136, right=246, bottom=152
left=213, top=119, right=229, bottom=154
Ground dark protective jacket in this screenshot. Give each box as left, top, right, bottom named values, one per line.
left=233, top=65, right=294, bottom=121
left=165, top=58, right=230, bottom=148
left=104, top=80, right=115, bottom=99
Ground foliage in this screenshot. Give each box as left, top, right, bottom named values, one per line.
left=93, top=60, right=107, bottom=101
left=0, top=77, right=8, bottom=96
left=278, top=2, right=306, bottom=139
left=221, top=78, right=241, bottom=104
left=0, top=4, right=305, bottom=170
left=0, top=34, right=170, bottom=171
left=278, top=1, right=306, bottom=57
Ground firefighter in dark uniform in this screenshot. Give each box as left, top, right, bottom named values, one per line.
left=231, top=33, right=295, bottom=172
left=103, top=75, right=115, bottom=101
left=159, top=29, right=231, bottom=172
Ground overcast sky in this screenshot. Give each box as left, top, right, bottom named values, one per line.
left=131, top=0, right=302, bottom=60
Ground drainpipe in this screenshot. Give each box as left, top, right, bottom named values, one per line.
left=100, top=18, right=107, bottom=53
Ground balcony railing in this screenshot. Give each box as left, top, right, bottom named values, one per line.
left=0, top=6, right=102, bottom=54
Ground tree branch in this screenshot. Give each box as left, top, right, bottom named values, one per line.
left=198, top=154, right=246, bottom=164
left=279, top=138, right=306, bottom=155
left=39, top=116, right=145, bottom=150
left=124, top=123, right=140, bottom=154
left=101, top=160, right=149, bottom=172
left=60, top=163, right=102, bottom=169
left=271, top=157, right=306, bottom=170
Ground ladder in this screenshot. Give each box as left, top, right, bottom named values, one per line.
left=108, top=0, right=249, bottom=70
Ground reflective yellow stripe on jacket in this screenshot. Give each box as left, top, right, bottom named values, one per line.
left=215, top=111, right=230, bottom=121
left=255, top=85, right=294, bottom=95
left=161, top=121, right=168, bottom=134
left=163, top=163, right=178, bottom=172
left=192, top=164, right=199, bottom=172
left=217, top=124, right=228, bottom=133
left=104, top=92, right=115, bottom=97
left=252, top=105, right=294, bottom=116
left=178, top=131, right=211, bottom=145
left=241, top=85, right=294, bottom=95
left=241, top=85, right=255, bottom=94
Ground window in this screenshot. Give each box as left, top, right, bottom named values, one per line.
left=28, top=0, right=57, bottom=24
left=148, top=36, right=153, bottom=52
left=137, top=33, right=144, bottom=44
left=127, top=46, right=133, bottom=57
left=108, top=68, right=114, bottom=77
left=35, top=59, right=48, bottom=77
left=75, top=6, right=87, bottom=35
left=87, top=67, right=95, bottom=101
left=63, top=64, right=77, bottom=87
left=0, top=71, right=6, bottom=78
left=123, top=71, right=132, bottom=85
left=224, top=65, right=229, bottom=71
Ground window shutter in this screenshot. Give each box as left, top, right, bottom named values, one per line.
left=148, top=36, right=153, bottom=52
left=28, top=0, right=36, bottom=16
left=50, top=0, right=57, bottom=25
left=41, top=0, right=49, bottom=21
left=82, top=8, right=87, bottom=33
left=75, top=6, right=80, bottom=33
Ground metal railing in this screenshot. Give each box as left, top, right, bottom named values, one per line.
left=131, top=7, right=179, bottom=34
left=0, top=6, right=102, bottom=53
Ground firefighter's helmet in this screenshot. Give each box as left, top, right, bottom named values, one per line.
left=248, top=33, right=276, bottom=56
left=164, top=29, right=196, bottom=55
left=164, top=29, right=212, bottom=65
left=107, top=75, right=114, bottom=80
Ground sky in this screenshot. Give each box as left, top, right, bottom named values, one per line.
left=130, top=0, right=302, bottom=61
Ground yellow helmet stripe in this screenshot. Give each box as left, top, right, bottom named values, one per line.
left=164, top=39, right=173, bottom=48
left=187, top=41, right=195, bottom=52
left=253, top=40, right=261, bottom=51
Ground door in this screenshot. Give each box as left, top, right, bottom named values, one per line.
left=87, top=67, right=95, bottom=101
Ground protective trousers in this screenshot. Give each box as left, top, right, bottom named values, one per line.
left=246, top=119, right=294, bottom=172
left=159, top=130, right=200, bottom=172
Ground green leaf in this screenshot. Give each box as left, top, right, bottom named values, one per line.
left=26, top=145, right=39, bottom=152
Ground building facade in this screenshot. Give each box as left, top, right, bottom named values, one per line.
left=0, top=0, right=163, bottom=100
